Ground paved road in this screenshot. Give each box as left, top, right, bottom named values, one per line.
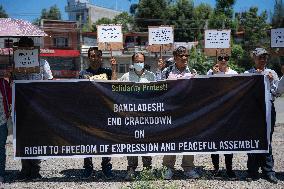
left=275, top=96, right=284, bottom=124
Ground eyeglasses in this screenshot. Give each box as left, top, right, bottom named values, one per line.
left=258, top=54, right=268, bottom=59
left=177, top=54, right=189, bottom=58
left=218, top=56, right=230, bottom=61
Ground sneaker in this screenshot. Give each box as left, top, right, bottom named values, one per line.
left=30, top=173, right=42, bottom=181
left=246, top=173, right=260, bottom=182
left=102, top=169, right=114, bottom=180
left=226, top=170, right=237, bottom=180
left=212, top=169, right=222, bottom=178
left=184, top=169, right=200, bottom=179
left=0, top=176, right=4, bottom=189
left=163, top=167, right=173, bottom=180
left=82, top=168, right=93, bottom=180
left=265, top=174, right=278, bottom=184
left=125, top=168, right=135, bottom=181
left=15, top=172, right=29, bottom=182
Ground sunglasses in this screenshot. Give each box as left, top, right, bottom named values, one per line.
left=218, top=56, right=230, bottom=61
left=177, top=54, right=189, bottom=58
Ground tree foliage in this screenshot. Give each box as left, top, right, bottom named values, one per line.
left=33, top=5, right=61, bottom=25
left=166, top=0, right=195, bottom=42
left=134, top=0, right=168, bottom=31
left=272, top=0, right=284, bottom=27
left=208, top=0, right=236, bottom=29
left=91, top=12, right=134, bottom=32
left=0, top=5, right=8, bottom=18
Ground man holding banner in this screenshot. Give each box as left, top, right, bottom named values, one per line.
left=245, top=48, right=279, bottom=184
left=119, top=52, right=156, bottom=180
left=161, top=46, right=200, bottom=179
left=79, top=47, right=117, bottom=180
left=14, top=37, right=53, bottom=182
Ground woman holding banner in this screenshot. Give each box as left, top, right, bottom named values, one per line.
left=207, top=51, right=238, bottom=179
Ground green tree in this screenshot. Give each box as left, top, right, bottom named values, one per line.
left=228, top=44, right=245, bottom=73
left=166, top=0, right=195, bottom=42
left=33, top=5, right=61, bottom=25
left=135, top=0, right=168, bottom=31
left=113, top=12, right=135, bottom=32
left=236, top=7, right=270, bottom=69
left=91, top=13, right=134, bottom=33
left=192, top=3, right=213, bottom=40
left=91, top=18, right=113, bottom=32
left=0, top=5, right=8, bottom=18
left=272, top=0, right=284, bottom=27
left=189, top=47, right=213, bottom=74
left=208, top=0, right=236, bottom=29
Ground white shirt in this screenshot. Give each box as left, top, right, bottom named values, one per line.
left=207, top=68, right=238, bottom=75
left=119, top=69, right=156, bottom=82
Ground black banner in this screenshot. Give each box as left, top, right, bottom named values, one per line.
left=13, top=75, right=270, bottom=158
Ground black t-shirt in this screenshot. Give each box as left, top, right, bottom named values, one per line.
left=79, top=67, right=112, bottom=80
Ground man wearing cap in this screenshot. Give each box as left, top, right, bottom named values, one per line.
left=79, top=47, right=117, bottom=180
left=14, top=37, right=53, bottom=182
left=245, top=48, right=279, bottom=184
left=161, top=46, right=200, bottom=180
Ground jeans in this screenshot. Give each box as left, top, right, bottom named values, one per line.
left=0, top=123, right=8, bottom=177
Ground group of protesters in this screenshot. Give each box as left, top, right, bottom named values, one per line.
left=0, top=36, right=284, bottom=185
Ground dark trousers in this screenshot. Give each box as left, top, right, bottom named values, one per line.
left=247, top=103, right=276, bottom=176
left=20, top=159, right=41, bottom=176
left=211, top=154, right=233, bottom=171
left=84, top=157, right=112, bottom=171
left=127, top=156, right=152, bottom=170
left=0, top=123, right=8, bottom=177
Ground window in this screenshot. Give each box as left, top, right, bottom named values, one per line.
left=4, top=39, right=13, bottom=48
left=53, top=37, right=68, bottom=48
left=118, top=64, right=129, bottom=74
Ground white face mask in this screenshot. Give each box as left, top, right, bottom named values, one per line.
left=133, top=62, right=144, bottom=72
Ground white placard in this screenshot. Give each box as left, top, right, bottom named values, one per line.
left=149, top=26, right=174, bottom=45
left=205, top=30, right=231, bottom=48
left=14, top=49, right=39, bottom=68
left=97, top=25, right=123, bottom=43
left=174, top=42, right=197, bottom=50
left=271, top=28, right=284, bottom=48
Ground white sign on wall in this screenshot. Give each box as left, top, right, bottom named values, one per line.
left=205, top=30, right=231, bottom=48
left=271, top=28, right=284, bottom=48
left=97, top=25, right=123, bottom=43
left=14, top=48, right=39, bottom=68
left=149, top=26, right=174, bottom=45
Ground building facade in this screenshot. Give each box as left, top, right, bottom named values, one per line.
left=65, top=0, right=121, bottom=26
